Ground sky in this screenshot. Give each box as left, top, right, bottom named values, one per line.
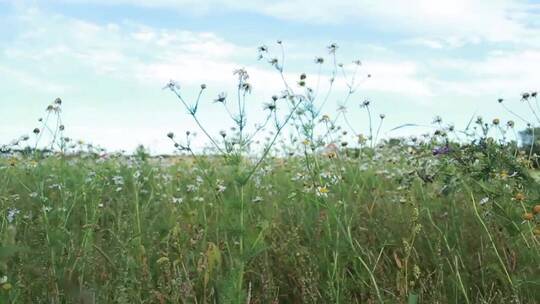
left=1, top=0, right=539, bottom=154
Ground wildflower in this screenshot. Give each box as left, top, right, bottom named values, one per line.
left=200, top=84, right=207, bottom=90
left=172, top=197, right=183, bottom=204
left=241, top=82, right=252, bottom=93
left=361, top=100, right=370, bottom=107
left=357, top=134, right=367, bottom=144
left=492, top=118, right=500, bottom=125
left=233, top=68, right=249, bottom=82
left=521, top=92, right=530, bottom=100
left=163, top=80, right=180, bottom=91
left=186, top=184, right=197, bottom=192
left=167, top=132, right=174, bottom=139
left=523, top=212, right=534, bottom=221
left=314, top=57, right=324, bottom=64
left=7, top=208, right=20, bottom=223
left=263, top=102, right=276, bottom=111
left=380, top=114, right=386, bottom=119
left=252, top=196, right=263, bottom=203
left=327, top=43, right=338, bottom=54
left=432, top=146, right=450, bottom=156
left=531, top=91, right=537, bottom=98
left=257, top=45, right=268, bottom=52
left=497, top=98, right=504, bottom=103
left=33, top=128, right=40, bottom=134
left=214, top=92, right=227, bottom=103
left=507, top=120, right=515, bottom=128
left=316, top=186, right=330, bottom=197
left=112, top=175, right=124, bottom=186
left=353, top=59, right=362, bottom=65
left=514, top=192, right=525, bottom=202
left=216, top=184, right=226, bottom=193
left=533, top=205, right=540, bottom=214
left=323, top=143, right=339, bottom=158
left=302, top=139, right=310, bottom=146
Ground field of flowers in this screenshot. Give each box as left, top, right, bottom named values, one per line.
left=1, top=43, right=540, bottom=303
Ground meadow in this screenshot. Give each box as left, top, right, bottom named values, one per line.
left=1, top=43, right=540, bottom=303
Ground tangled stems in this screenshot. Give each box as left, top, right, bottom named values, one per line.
left=240, top=97, right=306, bottom=185
left=168, top=86, right=225, bottom=154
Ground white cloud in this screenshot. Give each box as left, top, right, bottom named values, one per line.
left=430, top=50, right=540, bottom=97
left=47, top=0, right=540, bottom=46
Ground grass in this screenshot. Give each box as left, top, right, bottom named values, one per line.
left=1, top=143, right=539, bottom=303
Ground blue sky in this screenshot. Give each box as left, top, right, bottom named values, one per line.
left=1, top=0, right=539, bottom=153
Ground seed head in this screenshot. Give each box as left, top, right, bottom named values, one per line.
left=327, top=43, right=338, bottom=54
left=214, top=92, right=227, bottom=103
left=167, top=132, right=174, bottom=139
left=522, top=212, right=534, bottom=221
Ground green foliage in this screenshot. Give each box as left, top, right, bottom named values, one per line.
left=0, top=140, right=539, bottom=303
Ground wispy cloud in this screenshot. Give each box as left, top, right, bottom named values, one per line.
left=46, top=0, right=540, bottom=46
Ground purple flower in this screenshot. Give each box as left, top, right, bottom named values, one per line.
left=432, top=146, right=451, bottom=156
